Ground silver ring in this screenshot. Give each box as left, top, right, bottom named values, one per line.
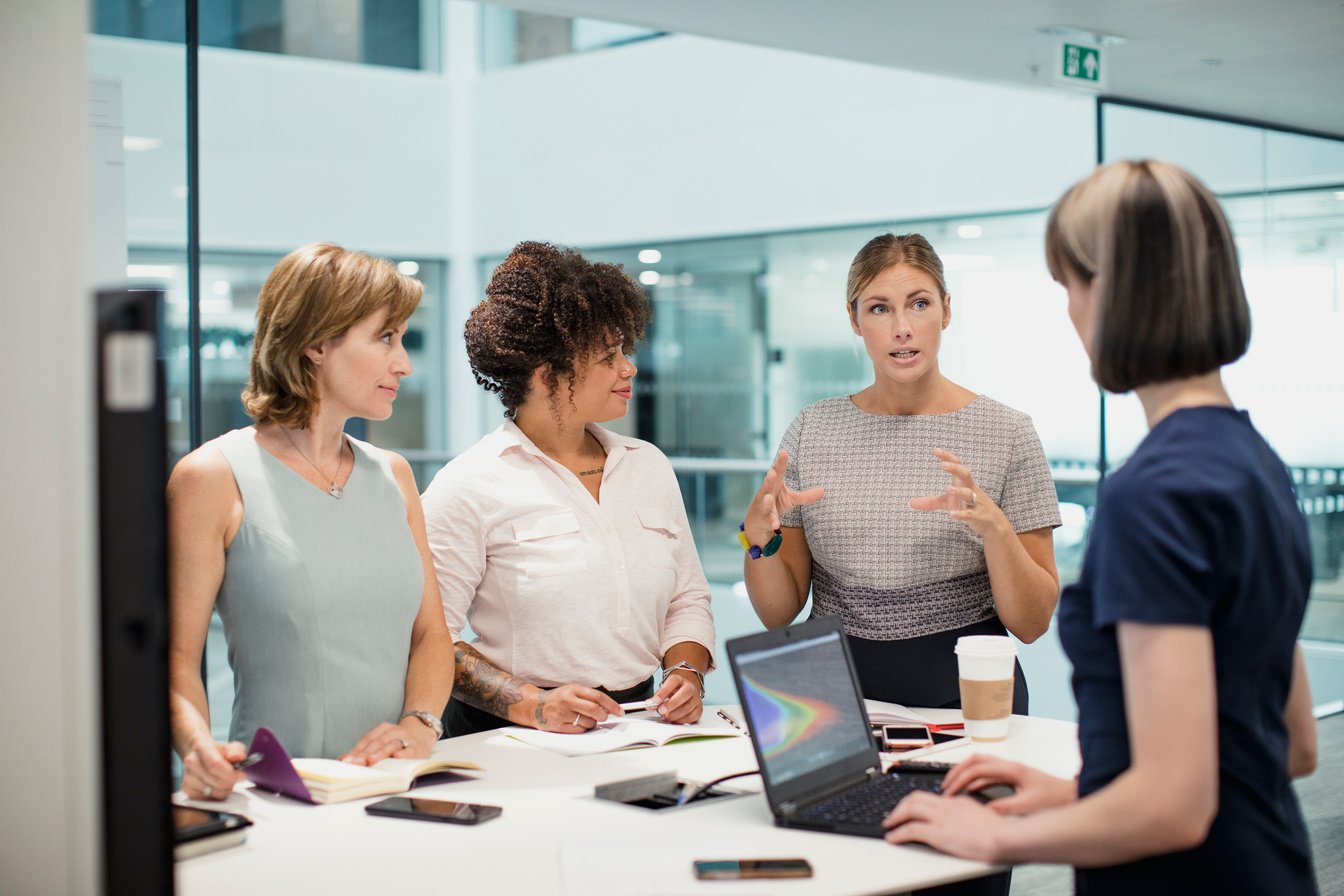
left=968, top=491, right=977, bottom=508
left=202, top=784, right=213, bottom=799
left=572, top=713, right=582, bottom=727
left=398, top=738, right=409, bottom=750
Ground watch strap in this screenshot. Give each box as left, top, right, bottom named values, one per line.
left=400, top=710, right=444, bottom=739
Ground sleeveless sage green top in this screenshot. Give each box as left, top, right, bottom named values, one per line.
left=212, top=428, right=422, bottom=758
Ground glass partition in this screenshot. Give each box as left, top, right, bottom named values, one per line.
left=93, top=0, right=440, bottom=70
left=1101, top=101, right=1344, bottom=647
left=569, top=211, right=1096, bottom=586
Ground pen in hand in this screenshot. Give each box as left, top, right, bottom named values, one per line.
left=232, top=752, right=263, bottom=770
left=618, top=699, right=661, bottom=712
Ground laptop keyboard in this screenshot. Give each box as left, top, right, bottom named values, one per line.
left=795, top=771, right=943, bottom=827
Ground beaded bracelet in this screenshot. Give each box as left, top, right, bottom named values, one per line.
left=738, top=522, right=783, bottom=559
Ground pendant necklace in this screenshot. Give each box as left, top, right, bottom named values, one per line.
left=281, top=426, right=347, bottom=499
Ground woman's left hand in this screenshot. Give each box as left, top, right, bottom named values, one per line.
left=910, top=448, right=1005, bottom=537
left=882, top=790, right=1005, bottom=862
left=339, top=719, right=436, bottom=765
left=653, top=671, right=703, bottom=725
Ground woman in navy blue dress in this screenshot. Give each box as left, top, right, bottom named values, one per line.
left=883, top=159, right=1319, bottom=893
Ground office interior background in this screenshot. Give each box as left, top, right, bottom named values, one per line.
left=3, top=1, right=1342, bottom=892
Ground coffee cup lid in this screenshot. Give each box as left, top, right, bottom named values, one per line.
left=954, top=635, right=1017, bottom=656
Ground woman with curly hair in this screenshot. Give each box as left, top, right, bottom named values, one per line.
left=421, top=241, right=715, bottom=737
left=168, top=243, right=454, bottom=800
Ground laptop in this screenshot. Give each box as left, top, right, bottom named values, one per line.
left=725, top=616, right=947, bottom=838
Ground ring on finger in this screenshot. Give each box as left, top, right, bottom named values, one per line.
left=202, top=784, right=213, bottom=799
left=968, top=491, right=977, bottom=508
left=572, top=713, right=582, bottom=727
left=398, top=738, right=409, bottom=750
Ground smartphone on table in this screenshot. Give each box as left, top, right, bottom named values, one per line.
left=882, top=724, right=933, bottom=751
left=693, top=858, right=813, bottom=880
left=364, top=796, right=502, bottom=824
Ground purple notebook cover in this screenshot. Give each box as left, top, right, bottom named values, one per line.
left=244, top=727, right=315, bottom=804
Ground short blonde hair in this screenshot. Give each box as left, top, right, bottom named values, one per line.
left=242, top=243, right=423, bottom=427
left=1045, top=160, right=1250, bottom=393
left=846, top=233, right=947, bottom=315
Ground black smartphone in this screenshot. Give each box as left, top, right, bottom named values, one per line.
left=172, top=806, right=252, bottom=860
left=364, top=796, right=502, bottom=824
left=882, top=724, right=933, bottom=751
left=693, top=858, right=813, bottom=880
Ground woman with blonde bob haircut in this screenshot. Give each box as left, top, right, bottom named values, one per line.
left=885, top=160, right=1318, bottom=894
left=169, top=243, right=454, bottom=801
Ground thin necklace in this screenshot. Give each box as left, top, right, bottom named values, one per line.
left=280, top=426, right=347, bottom=499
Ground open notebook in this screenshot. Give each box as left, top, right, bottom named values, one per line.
left=245, top=726, right=481, bottom=804
left=503, top=716, right=742, bottom=757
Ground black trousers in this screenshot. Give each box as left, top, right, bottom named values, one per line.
left=443, top=676, right=655, bottom=738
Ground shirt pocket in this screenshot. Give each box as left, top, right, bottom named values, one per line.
left=636, top=508, right=681, bottom=570
left=512, top=511, right=588, bottom=578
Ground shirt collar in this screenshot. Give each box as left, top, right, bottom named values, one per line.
left=495, top=419, right=643, bottom=463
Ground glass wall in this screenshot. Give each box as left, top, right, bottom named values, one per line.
left=93, top=0, right=440, bottom=70
left=128, top=252, right=446, bottom=464
left=480, top=7, right=661, bottom=69
left=526, top=212, right=1099, bottom=586
left=1100, top=102, right=1344, bottom=646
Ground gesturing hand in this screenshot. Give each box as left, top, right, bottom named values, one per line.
left=744, top=451, right=824, bottom=544
left=909, top=448, right=1003, bottom=537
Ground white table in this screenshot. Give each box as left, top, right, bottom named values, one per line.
left=176, top=707, right=1079, bottom=896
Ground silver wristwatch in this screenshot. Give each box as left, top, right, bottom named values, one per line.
left=400, top=710, right=444, bottom=738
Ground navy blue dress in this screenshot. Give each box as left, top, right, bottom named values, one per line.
left=1059, top=407, right=1316, bottom=894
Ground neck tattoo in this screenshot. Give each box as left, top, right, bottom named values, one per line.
left=578, top=466, right=604, bottom=476
left=281, top=426, right=346, bottom=499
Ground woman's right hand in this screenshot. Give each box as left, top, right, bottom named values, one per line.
left=181, top=736, right=248, bottom=801
left=533, top=684, right=625, bottom=734
left=744, top=451, right=825, bottom=543
left=938, top=755, right=1077, bottom=816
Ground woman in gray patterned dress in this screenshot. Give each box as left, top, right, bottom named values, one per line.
left=740, top=233, right=1061, bottom=714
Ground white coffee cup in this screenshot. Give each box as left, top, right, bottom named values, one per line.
left=955, top=635, right=1017, bottom=742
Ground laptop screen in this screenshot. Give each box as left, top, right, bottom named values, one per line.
left=733, top=628, right=874, bottom=788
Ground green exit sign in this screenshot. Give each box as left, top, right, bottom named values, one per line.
left=1062, top=42, right=1101, bottom=83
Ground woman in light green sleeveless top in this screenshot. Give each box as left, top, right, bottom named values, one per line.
left=168, top=243, right=454, bottom=802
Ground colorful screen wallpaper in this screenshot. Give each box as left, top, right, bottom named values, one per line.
left=736, top=631, right=874, bottom=786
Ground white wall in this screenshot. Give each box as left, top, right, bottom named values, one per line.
left=0, top=2, right=101, bottom=894
left=470, top=34, right=1096, bottom=255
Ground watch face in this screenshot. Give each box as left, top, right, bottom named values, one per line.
left=405, top=711, right=443, bottom=737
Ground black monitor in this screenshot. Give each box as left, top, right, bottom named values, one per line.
left=96, top=288, right=173, bottom=895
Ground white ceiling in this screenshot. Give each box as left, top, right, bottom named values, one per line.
left=488, top=0, right=1344, bottom=139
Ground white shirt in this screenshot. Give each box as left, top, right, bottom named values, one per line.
left=421, top=421, right=715, bottom=690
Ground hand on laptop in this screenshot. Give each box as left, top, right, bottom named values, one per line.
left=882, top=789, right=1005, bottom=861
left=939, top=755, right=1077, bottom=816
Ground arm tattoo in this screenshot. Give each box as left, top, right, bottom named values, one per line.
left=453, top=643, right=528, bottom=721
left=534, top=689, right=548, bottom=727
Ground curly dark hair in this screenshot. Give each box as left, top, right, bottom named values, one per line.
left=465, top=241, right=651, bottom=417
